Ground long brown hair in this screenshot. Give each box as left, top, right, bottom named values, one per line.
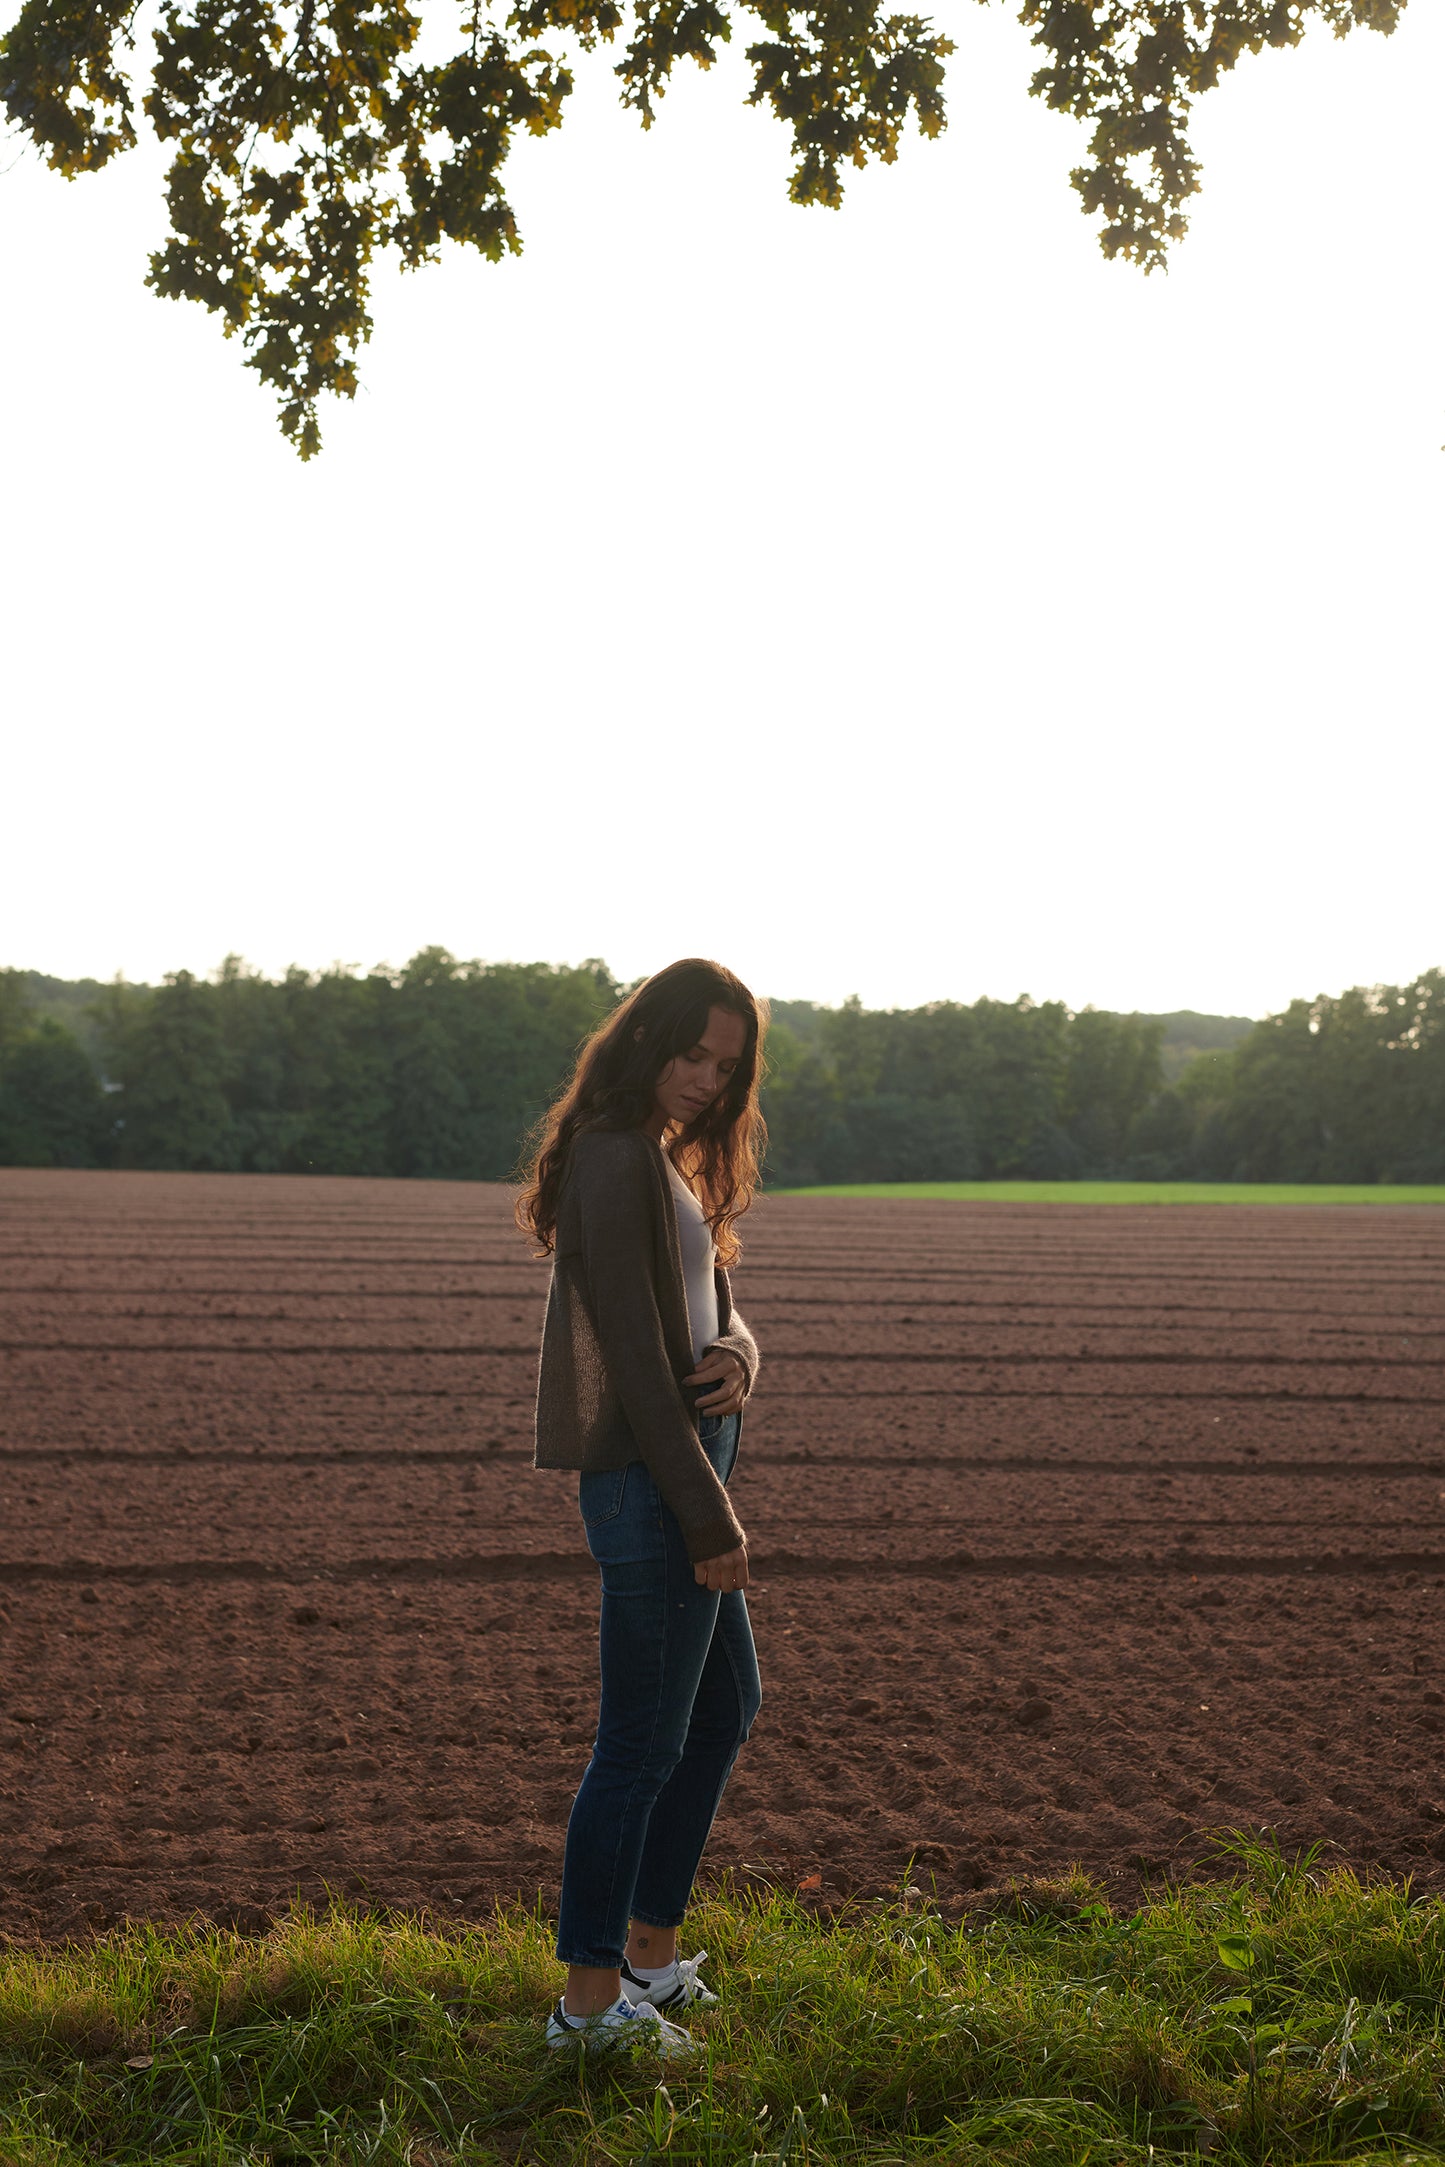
left=515, top=959, right=768, bottom=1266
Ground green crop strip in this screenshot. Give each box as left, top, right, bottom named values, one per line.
left=1, top=1836, right=1443, bottom=2163
left=771, top=1182, right=1445, bottom=1206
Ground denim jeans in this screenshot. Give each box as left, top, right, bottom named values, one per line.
left=556, top=1410, right=762, bottom=1968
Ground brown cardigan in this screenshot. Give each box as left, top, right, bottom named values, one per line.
left=531, top=1130, right=760, bottom=1563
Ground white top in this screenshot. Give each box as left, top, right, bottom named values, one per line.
left=665, top=1154, right=720, bottom=1364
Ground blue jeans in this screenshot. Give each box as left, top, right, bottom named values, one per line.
left=556, top=1411, right=762, bottom=1968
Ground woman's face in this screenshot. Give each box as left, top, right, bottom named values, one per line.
left=651, top=1004, right=748, bottom=1133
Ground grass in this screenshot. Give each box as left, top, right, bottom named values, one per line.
left=1, top=1836, right=1443, bottom=2164
left=771, top=1182, right=1445, bottom=1207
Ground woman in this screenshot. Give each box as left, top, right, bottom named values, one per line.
left=516, top=958, right=766, bottom=2056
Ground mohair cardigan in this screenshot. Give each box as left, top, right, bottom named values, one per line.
left=532, top=1129, right=760, bottom=1564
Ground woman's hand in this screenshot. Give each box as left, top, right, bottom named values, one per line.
left=694, top=1541, right=749, bottom=1593
left=686, top=1346, right=747, bottom=1415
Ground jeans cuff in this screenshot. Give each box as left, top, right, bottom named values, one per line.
left=625, top=1906, right=687, bottom=1930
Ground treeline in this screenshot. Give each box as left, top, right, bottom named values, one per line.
left=763, top=977, right=1445, bottom=1183
left=0, top=954, right=616, bottom=1179
left=1, top=956, right=1443, bottom=1185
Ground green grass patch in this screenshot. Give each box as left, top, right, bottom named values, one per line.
left=771, top=1181, right=1445, bottom=1207
left=2, top=1837, right=1442, bottom=2163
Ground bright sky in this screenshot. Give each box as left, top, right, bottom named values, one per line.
left=2, top=3, right=1441, bottom=1018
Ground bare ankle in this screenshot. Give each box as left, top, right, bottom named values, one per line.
left=563, top=1965, right=621, bottom=2017
left=625, top=1923, right=679, bottom=1970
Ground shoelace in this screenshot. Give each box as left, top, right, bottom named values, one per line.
left=669, top=1951, right=710, bottom=2004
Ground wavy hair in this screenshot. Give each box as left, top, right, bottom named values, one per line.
left=515, top=958, right=768, bottom=1266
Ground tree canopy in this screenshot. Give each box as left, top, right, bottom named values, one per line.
left=3, top=954, right=1442, bottom=1184
left=1, top=0, right=1400, bottom=453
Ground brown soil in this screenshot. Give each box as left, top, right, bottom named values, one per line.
left=1, top=1168, right=1442, bottom=1947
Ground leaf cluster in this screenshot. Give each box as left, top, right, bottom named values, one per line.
left=1024, top=0, right=1404, bottom=269
left=1, top=0, right=1403, bottom=451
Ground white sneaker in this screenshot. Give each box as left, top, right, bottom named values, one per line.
left=621, top=1950, right=719, bottom=2014
left=545, top=1993, right=699, bottom=2058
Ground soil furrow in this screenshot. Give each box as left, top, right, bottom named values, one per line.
left=1, top=1549, right=1441, bottom=1586
left=1, top=1446, right=1439, bottom=1476
left=7, top=1341, right=1445, bottom=1368
left=1, top=1168, right=1441, bottom=1946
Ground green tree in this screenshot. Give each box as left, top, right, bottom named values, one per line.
left=1123, top=1045, right=1235, bottom=1177
left=0, top=0, right=1400, bottom=455
left=952, top=996, right=1069, bottom=1175
left=99, top=970, right=240, bottom=1169
left=386, top=949, right=477, bottom=1179
left=0, top=1018, right=110, bottom=1165
left=841, top=1091, right=978, bottom=1181
left=83, top=950, right=620, bottom=1180
left=1061, top=1007, right=1163, bottom=1173
left=762, top=990, right=1072, bottom=1180
left=0, top=971, right=34, bottom=1060
left=757, top=1016, right=850, bottom=1184
left=1214, top=972, right=1445, bottom=1183
left=281, top=964, right=395, bottom=1173
left=381, top=947, right=617, bottom=1179
left=451, top=956, right=618, bottom=1176
left=1204, top=1001, right=1327, bottom=1179
left=209, top=954, right=310, bottom=1170
left=1390, top=970, right=1445, bottom=1181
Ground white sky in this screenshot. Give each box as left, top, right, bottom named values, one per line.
left=1, top=1, right=1441, bottom=1018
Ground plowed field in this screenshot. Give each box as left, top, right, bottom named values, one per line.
left=1, top=1168, right=1442, bottom=1946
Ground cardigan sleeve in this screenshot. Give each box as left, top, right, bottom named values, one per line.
left=571, top=1134, right=744, bottom=1564
left=706, top=1274, right=759, bottom=1395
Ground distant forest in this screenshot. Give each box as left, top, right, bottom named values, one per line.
left=2, top=955, right=1443, bottom=1186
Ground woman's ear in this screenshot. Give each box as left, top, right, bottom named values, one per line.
left=633, top=1026, right=645, bottom=1043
